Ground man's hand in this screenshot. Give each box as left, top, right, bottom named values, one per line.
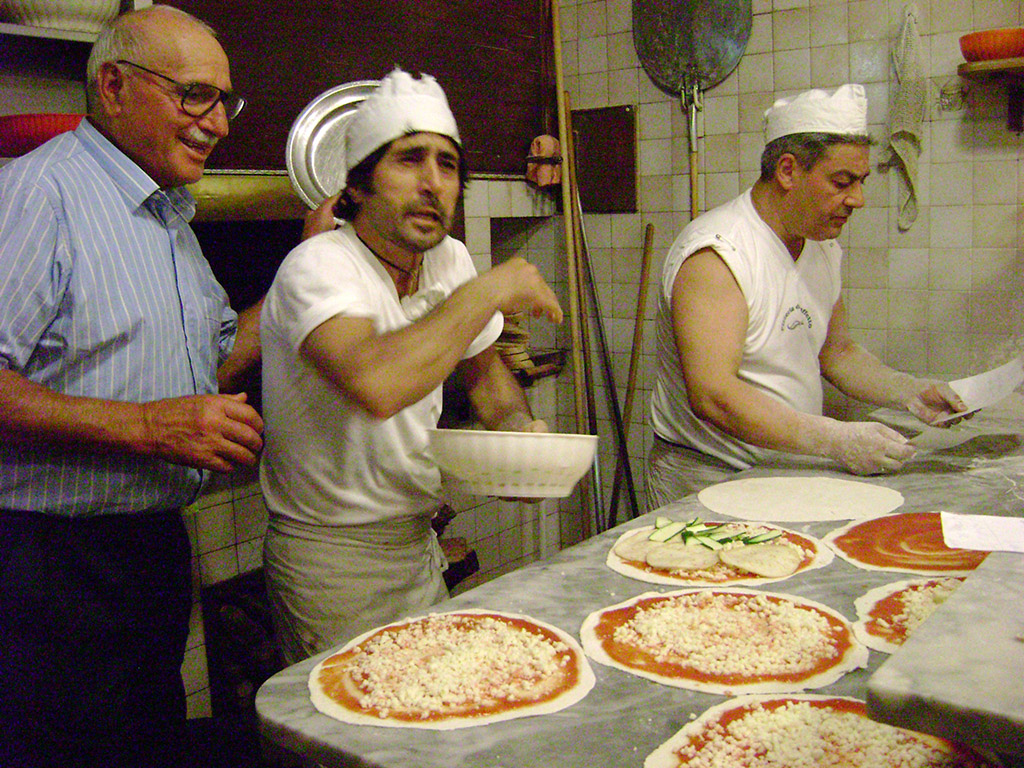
left=302, top=193, right=340, bottom=240
left=140, top=392, right=264, bottom=472
left=904, top=379, right=969, bottom=427
left=817, top=418, right=916, bottom=475
left=479, top=257, right=563, bottom=323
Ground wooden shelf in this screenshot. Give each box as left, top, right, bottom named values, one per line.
left=958, top=56, right=1024, bottom=132
left=0, top=21, right=97, bottom=43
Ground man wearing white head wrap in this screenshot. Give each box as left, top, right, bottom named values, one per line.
left=646, top=83, right=966, bottom=508
left=259, top=68, right=563, bottom=663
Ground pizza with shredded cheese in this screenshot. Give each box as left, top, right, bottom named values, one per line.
left=853, top=577, right=966, bottom=654
left=644, top=694, right=1000, bottom=768
left=308, top=609, right=595, bottom=729
left=580, top=588, right=867, bottom=694
left=824, top=512, right=989, bottom=574
left=607, top=521, right=833, bottom=587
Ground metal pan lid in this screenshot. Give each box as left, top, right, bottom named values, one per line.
left=285, top=80, right=379, bottom=209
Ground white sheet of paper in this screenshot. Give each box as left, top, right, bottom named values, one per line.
left=941, top=511, right=1024, bottom=554
left=931, top=357, right=1024, bottom=424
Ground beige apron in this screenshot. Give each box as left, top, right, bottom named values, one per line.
left=646, top=436, right=737, bottom=511
left=263, top=513, right=449, bottom=665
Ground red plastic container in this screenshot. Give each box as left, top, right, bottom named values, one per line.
left=959, top=28, right=1024, bottom=63
left=0, top=113, right=85, bottom=157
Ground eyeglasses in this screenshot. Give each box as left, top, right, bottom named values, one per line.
left=116, top=60, right=245, bottom=121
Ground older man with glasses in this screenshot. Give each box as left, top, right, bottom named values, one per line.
left=0, top=5, right=306, bottom=767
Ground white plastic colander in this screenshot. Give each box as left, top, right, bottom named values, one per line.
left=428, top=429, right=598, bottom=498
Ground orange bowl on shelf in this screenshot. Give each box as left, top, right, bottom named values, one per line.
left=959, top=28, right=1024, bottom=63
left=0, top=113, right=85, bottom=157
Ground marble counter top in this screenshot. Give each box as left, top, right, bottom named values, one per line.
left=867, top=551, right=1024, bottom=756
left=256, top=401, right=1024, bottom=767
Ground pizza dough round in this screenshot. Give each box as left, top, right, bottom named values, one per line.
left=644, top=694, right=996, bottom=768
left=853, top=576, right=966, bottom=654
left=612, top=529, right=661, bottom=562
left=606, top=523, right=833, bottom=587
left=644, top=541, right=719, bottom=571
left=308, top=609, right=595, bottom=729
left=580, top=588, right=867, bottom=695
left=824, top=512, right=989, bottom=575
left=697, top=476, right=905, bottom=522
left=719, top=541, right=803, bottom=578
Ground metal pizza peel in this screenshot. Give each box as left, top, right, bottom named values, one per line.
left=633, top=0, right=752, bottom=217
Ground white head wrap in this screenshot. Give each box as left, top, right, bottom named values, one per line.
left=345, top=67, right=461, bottom=176
left=763, top=83, right=868, bottom=144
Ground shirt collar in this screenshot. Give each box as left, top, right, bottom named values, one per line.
left=76, top=118, right=196, bottom=224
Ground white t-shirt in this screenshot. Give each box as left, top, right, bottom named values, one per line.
left=259, top=225, right=503, bottom=525
left=649, top=188, right=843, bottom=469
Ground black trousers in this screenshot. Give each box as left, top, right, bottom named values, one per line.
left=0, top=509, right=192, bottom=768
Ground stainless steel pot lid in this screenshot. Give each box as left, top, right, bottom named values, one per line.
left=285, top=80, right=379, bottom=209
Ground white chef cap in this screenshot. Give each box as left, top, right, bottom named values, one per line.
left=763, top=83, right=868, bottom=144
left=345, top=67, right=461, bottom=174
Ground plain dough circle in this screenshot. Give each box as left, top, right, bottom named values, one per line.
left=697, top=476, right=904, bottom=522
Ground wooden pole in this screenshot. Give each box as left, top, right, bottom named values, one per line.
left=551, top=0, right=592, bottom=538
left=609, top=223, right=654, bottom=523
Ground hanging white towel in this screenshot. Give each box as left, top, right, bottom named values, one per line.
left=887, top=3, right=927, bottom=231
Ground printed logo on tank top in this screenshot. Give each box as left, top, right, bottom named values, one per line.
left=781, top=305, right=813, bottom=332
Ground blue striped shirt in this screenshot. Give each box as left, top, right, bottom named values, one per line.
left=0, top=119, right=236, bottom=516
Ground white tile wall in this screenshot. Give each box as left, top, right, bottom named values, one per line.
left=555, top=0, right=1023, bottom=526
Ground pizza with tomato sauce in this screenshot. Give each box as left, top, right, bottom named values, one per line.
left=824, top=512, right=989, bottom=574
left=308, top=609, right=595, bottom=729
left=853, top=577, right=966, bottom=654
left=645, top=694, right=1000, bottom=768
left=607, top=520, right=833, bottom=587
left=580, top=588, right=867, bottom=695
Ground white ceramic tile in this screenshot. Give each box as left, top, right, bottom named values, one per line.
left=639, top=138, right=672, bottom=177
left=929, top=161, right=973, bottom=206
left=232, top=491, right=268, bottom=542
left=811, top=45, right=851, bottom=88
left=846, top=247, right=890, bottom=288
left=774, top=8, right=811, bottom=50
left=850, top=39, right=889, bottom=83
left=186, top=688, right=213, bottom=720
left=811, top=4, right=849, bottom=45
left=929, top=205, right=973, bottom=248
left=578, top=35, right=609, bottom=74
left=192, top=475, right=232, bottom=510
left=927, top=247, right=973, bottom=290
left=196, top=503, right=235, bottom=555
left=236, top=538, right=263, bottom=574
left=849, top=0, right=890, bottom=41
left=747, top=12, right=774, bottom=55
left=606, top=31, right=638, bottom=70
left=846, top=288, right=890, bottom=329
left=462, top=181, right=489, bottom=217
left=577, top=71, right=610, bottom=108
left=703, top=94, right=739, bottom=135
left=606, top=0, right=631, bottom=32
left=638, top=101, right=671, bottom=141
left=773, top=49, right=812, bottom=91
left=889, top=289, right=929, bottom=330
left=927, top=289, right=970, bottom=333
left=973, top=206, right=1019, bottom=250
left=186, top=600, right=205, bottom=650
left=578, top=0, right=607, bottom=37
left=973, top=161, right=1018, bottom=205
left=737, top=53, right=774, bottom=94
left=608, top=67, right=640, bottom=105
left=199, top=547, right=238, bottom=586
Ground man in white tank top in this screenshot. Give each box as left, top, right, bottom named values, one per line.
left=647, top=84, right=967, bottom=509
